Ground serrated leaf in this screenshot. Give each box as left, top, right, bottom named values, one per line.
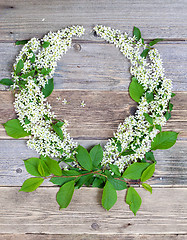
left=102, top=181, right=117, bottom=210
left=142, top=183, right=152, bottom=194
left=108, top=177, right=127, bottom=190
left=90, top=144, right=103, bottom=167
left=15, top=59, right=24, bottom=75
left=15, top=40, right=29, bottom=45
left=40, top=68, right=52, bottom=76
left=151, top=131, right=178, bottom=150
left=116, top=141, right=122, bottom=152
left=165, top=111, right=171, bottom=120
left=169, top=102, right=173, bottom=112
left=123, top=162, right=150, bottom=180
left=141, top=163, right=155, bottom=182
left=143, top=113, right=153, bottom=125
left=171, top=93, right=176, bottom=98
left=24, top=158, right=41, bottom=176
left=0, top=78, right=14, bottom=86
left=129, top=77, right=145, bottom=102
left=3, top=119, right=30, bottom=139
left=61, top=170, right=81, bottom=176
left=109, top=164, right=121, bottom=177
left=38, top=160, right=50, bottom=177
left=145, top=152, right=156, bottom=163
left=76, top=145, right=93, bottom=171
left=52, top=124, right=63, bottom=141
left=126, top=187, right=142, bottom=215
left=149, top=38, right=163, bottom=46
left=41, top=156, right=62, bottom=176
left=19, top=177, right=44, bottom=192
left=146, top=92, right=154, bottom=103
left=50, top=177, right=75, bottom=185
left=140, top=49, right=150, bottom=58
left=42, top=78, right=54, bottom=97
left=133, top=26, right=141, bottom=41
left=42, top=41, right=50, bottom=48
left=56, top=180, right=75, bottom=209
left=21, top=69, right=35, bottom=79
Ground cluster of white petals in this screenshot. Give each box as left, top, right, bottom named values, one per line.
left=12, top=26, right=85, bottom=158
left=94, top=25, right=172, bottom=172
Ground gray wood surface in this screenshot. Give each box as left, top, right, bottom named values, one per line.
left=0, top=0, right=187, bottom=238
left=0, top=43, right=187, bottom=91
left=0, top=187, right=186, bottom=234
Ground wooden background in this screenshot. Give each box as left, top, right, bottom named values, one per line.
left=0, top=0, right=187, bottom=239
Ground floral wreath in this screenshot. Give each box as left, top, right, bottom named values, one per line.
left=0, top=25, right=178, bottom=215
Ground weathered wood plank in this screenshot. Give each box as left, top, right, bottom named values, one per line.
left=0, top=0, right=187, bottom=41
left=0, top=187, right=186, bottom=234
left=0, top=140, right=186, bottom=186
left=0, top=90, right=186, bottom=139
left=0, top=42, right=187, bottom=91
left=0, top=234, right=185, bottom=240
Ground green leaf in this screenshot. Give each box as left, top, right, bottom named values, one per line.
left=42, top=78, right=54, bottom=97
left=30, top=53, right=35, bottom=63
left=15, top=40, right=29, bottom=45
left=24, top=117, right=30, bottom=124
left=169, top=102, right=173, bottom=112
left=61, top=170, right=81, bottom=176
left=141, top=163, right=155, bottom=182
left=140, top=49, right=150, bottom=58
left=0, top=78, right=14, bottom=86
left=24, top=158, right=42, bottom=176
left=151, top=131, right=178, bottom=150
left=55, top=121, right=64, bottom=127
left=3, top=119, right=30, bottom=139
left=42, top=41, right=50, bottom=48
left=109, top=164, right=121, bottom=177
left=21, top=70, right=35, bottom=79
left=123, top=162, right=150, bottom=180
left=76, top=145, right=93, bottom=171
left=108, top=177, right=127, bottom=191
left=143, top=113, right=153, bottom=125
left=121, top=148, right=135, bottom=156
left=52, top=124, right=63, bottom=141
left=171, top=93, right=176, bottom=98
left=38, top=160, right=50, bottom=177
left=133, top=26, right=141, bottom=41
left=50, top=177, right=75, bottom=185
left=129, top=77, right=145, bottom=102
left=41, top=156, right=62, bottom=176
left=15, top=59, right=24, bottom=75
left=56, top=180, right=75, bottom=209
left=149, top=38, right=163, bottom=46
left=19, top=177, right=44, bottom=192
left=146, top=92, right=154, bottom=103
left=92, top=177, right=105, bottom=188
left=102, top=181, right=117, bottom=210
left=126, top=187, right=142, bottom=215
left=142, top=183, right=152, bottom=194
left=155, top=124, right=162, bottom=132
left=75, top=174, right=93, bottom=189
left=40, top=68, right=52, bottom=76
left=90, top=144, right=103, bottom=167
left=145, top=152, right=156, bottom=163
left=165, top=111, right=171, bottom=120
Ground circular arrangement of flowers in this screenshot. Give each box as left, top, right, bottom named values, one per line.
left=1, top=25, right=178, bottom=215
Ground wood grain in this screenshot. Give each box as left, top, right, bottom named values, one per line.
left=0, top=90, right=186, bottom=139
left=0, top=0, right=187, bottom=41
left=0, top=140, right=186, bottom=186
left=0, top=234, right=185, bottom=240
left=0, top=42, right=187, bottom=91
left=0, top=187, right=186, bottom=234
